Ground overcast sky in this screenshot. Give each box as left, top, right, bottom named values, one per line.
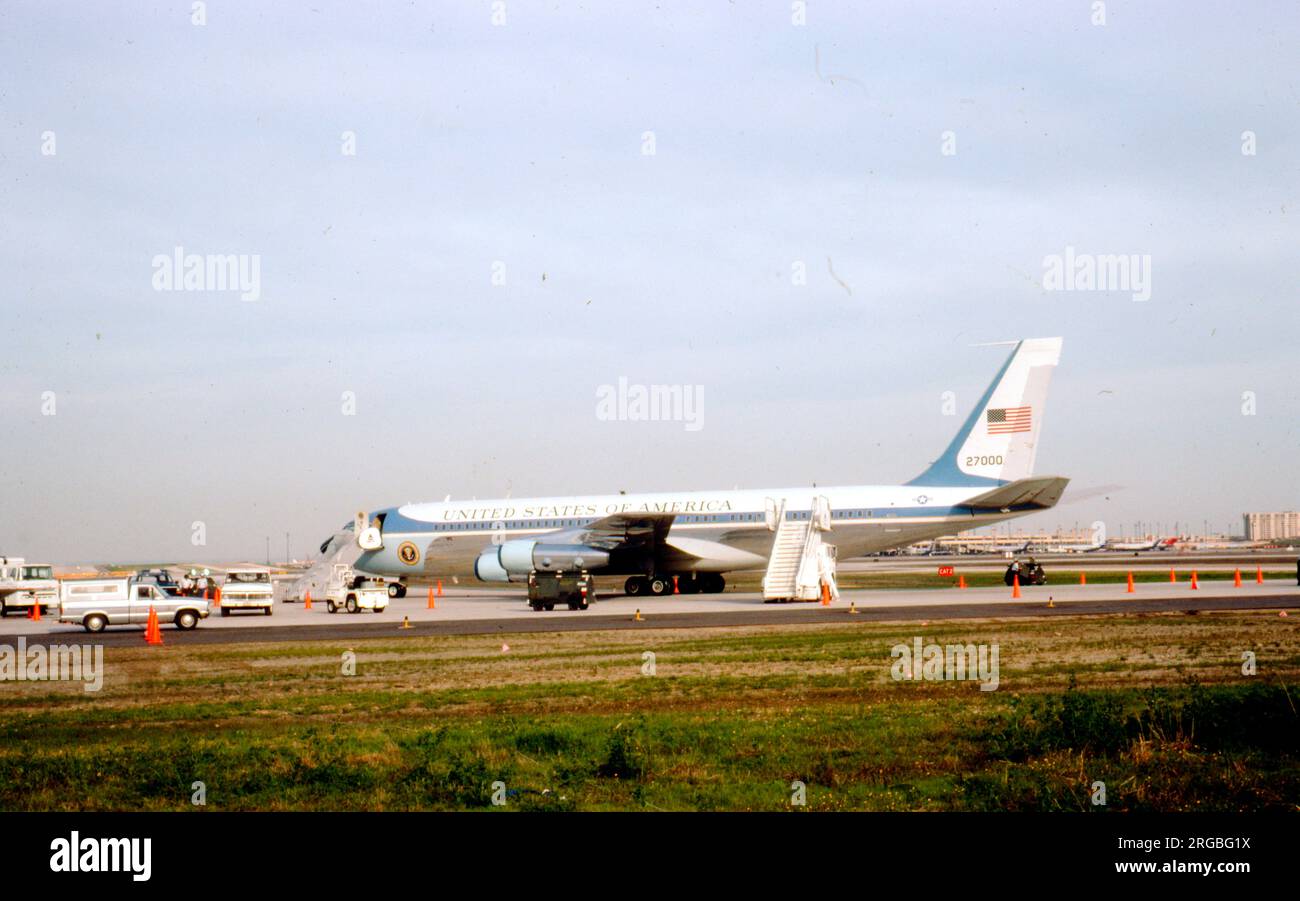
left=1, top=1, right=1296, bottom=563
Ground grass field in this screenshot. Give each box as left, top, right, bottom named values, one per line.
left=1, top=612, right=1297, bottom=811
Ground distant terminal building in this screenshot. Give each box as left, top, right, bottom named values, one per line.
left=1243, top=511, right=1300, bottom=541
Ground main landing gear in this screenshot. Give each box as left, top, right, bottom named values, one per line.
left=624, top=573, right=725, bottom=596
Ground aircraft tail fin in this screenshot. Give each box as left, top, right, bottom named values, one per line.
left=908, top=337, right=1063, bottom=487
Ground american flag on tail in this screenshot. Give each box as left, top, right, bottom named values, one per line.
left=986, top=406, right=1032, bottom=434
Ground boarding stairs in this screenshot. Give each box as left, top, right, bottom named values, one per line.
left=761, top=496, right=840, bottom=602
left=281, top=524, right=362, bottom=602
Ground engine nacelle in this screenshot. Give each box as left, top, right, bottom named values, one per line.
left=474, top=548, right=514, bottom=583
left=498, top=539, right=538, bottom=574
left=531, top=543, right=609, bottom=572
left=493, top=539, right=610, bottom=575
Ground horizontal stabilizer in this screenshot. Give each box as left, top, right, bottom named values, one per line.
left=960, top=476, right=1070, bottom=511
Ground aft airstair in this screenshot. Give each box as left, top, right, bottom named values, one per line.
left=761, top=496, right=840, bottom=602
left=281, top=524, right=361, bottom=602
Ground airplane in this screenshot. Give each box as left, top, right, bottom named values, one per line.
left=1108, top=536, right=1178, bottom=552
left=1041, top=535, right=1107, bottom=553
left=352, top=337, right=1068, bottom=598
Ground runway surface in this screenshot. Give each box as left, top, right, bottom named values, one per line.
left=3, top=580, right=1296, bottom=647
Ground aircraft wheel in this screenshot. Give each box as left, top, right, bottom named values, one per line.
left=699, top=573, right=725, bottom=594
left=648, top=577, right=672, bottom=596
left=625, top=577, right=648, bottom=597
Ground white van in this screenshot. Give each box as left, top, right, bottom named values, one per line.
left=220, top=566, right=274, bottom=616
left=0, top=557, right=59, bottom=617
left=59, top=578, right=210, bottom=633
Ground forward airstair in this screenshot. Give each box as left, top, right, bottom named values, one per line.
left=281, top=524, right=361, bottom=602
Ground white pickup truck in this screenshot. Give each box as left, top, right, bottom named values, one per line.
left=0, top=557, right=58, bottom=617
left=59, top=577, right=210, bottom=633
left=325, top=564, right=389, bottom=614
left=220, top=566, right=274, bottom=616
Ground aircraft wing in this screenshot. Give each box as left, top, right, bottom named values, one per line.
left=959, top=476, right=1070, bottom=512
left=543, top=512, right=677, bottom=552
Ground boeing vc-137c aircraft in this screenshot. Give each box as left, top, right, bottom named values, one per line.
left=354, top=338, right=1068, bottom=597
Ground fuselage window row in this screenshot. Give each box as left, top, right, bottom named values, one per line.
left=430, top=509, right=907, bottom=532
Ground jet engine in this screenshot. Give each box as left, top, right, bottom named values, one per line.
left=475, top=540, right=610, bottom=582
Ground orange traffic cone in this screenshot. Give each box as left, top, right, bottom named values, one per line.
left=1169, top=568, right=1176, bottom=583
left=958, top=574, right=967, bottom=589
left=304, top=590, right=312, bottom=610
left=29, top=599, right=41, bottom=621
left=1233, top=568, right=1242, bottom=587
left=1012, top=574, right=1021, bottom=599
left=427, top=586, right=436, bottom=609
left=1190, top=571, right=1199, bottom=590
left=213, top=586, right=221, bottom=609
left=673, top=576, right=680, bottom=595
left=1256, top=565, right=1264, bottom=584
left=145, top=606, right=163, bottom=645
left=436, top=580, right=444, bottom=598
left=1126, top=572, right=1135, bottom=593
left=820, top=581, right=831, bottom=606
left=1079, top=572, right=1087, bottom=586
